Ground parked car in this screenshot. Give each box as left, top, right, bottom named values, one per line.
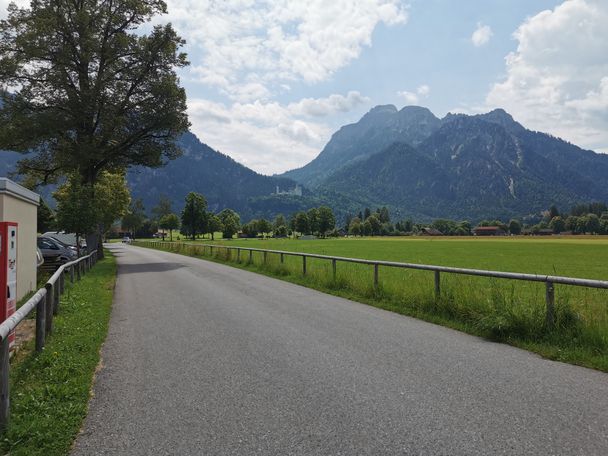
left=37, top=236, right=77, bottom=269
left=36, top=247, right=44, bottom=268
left=42, top=231, right=87, bottom=253
left=122, top=236, right=132, bottom=244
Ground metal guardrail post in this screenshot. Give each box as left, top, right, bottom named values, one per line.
left=332, top=259, right=337, bottom=280
left=434, top=271, right=441, bottom=298
left=77, top=261, right=81, bottom=281
left=0, top=335, right=9, bottom=432
left=374, top=264, right=379, bottom=288
left=70, top=264, right=75, bottom=283
left=45, top=283, right=54, bottom=335
left=302, top=256, right=307, bottom=275
left=59, top=269, right=65, bottom=294
left=546, top=281, right=555, bottom=328
left=35, top=293, right=46, bottom=352
left=53, top=279, right=60, bottom=315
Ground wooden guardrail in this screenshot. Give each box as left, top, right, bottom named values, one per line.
left=0, top=250, right=98, bottom=431
left=136, top=240, right=608, bottom=331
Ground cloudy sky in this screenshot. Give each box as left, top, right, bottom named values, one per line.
left=2, top=0, right=607, bottom=174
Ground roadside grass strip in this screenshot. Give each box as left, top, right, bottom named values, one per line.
left=138, top=241, right=608, bottom=373
left=0, top=252, right=116, bottom=456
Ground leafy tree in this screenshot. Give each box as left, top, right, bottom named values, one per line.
left=307, top=208, right=319, bottom=235
left=257, top=218, right=272, bottom=238
left=549, top=216, right=565, bottom=234
left=55, top=171, right=129, bottom=241
left=242, top=220, right=259, bottom=238
left=363, top=208, right=371, bottom=220
left=349, top=217, right=362, bottom=236
left=218, top=209, right=240, bottom=239
left=600, top=217, right=608, bottom=235
left=54, top=176, right=97, bottom=254
left=565, top=215, right=580, bottom=234
left=367, top=215, right=382, bottom=236
left=152, top=195, right=173, bottom=221
left=586, top=213, right=601, bottom=234
left=294, top=212, right=309, bottom=236
left=207, top=214, right=223, bottom=240
left=181, top=192, right=207, bottom=240
left=37, top=198, right=55, bottom=233
left=317, top=206, right=336, bottom=237
left=122, top=199, right=147, bottom=240
left=362, top=219, right=372, bottom=236
left=0, top=0, right=189, bottom=187
left=159, top=213, right=180, bottom=241
left=548, top=205, right=560, bottom=220
left=508, top=219, right=522, bottom=235
left=273, top=214, right=287, bottom=231
left=378, top=206, right=390, bottom=223
left=274, top=225, right=288, bottom=237
left=94, top=171, right=131, bottom=234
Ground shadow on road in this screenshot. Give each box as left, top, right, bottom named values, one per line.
left=118, top=262, right=186, bottom=275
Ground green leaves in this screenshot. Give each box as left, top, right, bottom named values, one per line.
left=0, top=0, right=189, bottom=186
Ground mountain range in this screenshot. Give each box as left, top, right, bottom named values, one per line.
left=1, top=105, right=607, bottom=222
left=281, top=105, right=608, bottom=220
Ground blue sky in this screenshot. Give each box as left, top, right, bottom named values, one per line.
left=2, top=0, right=606, bottom=174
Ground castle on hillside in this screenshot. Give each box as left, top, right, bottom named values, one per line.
left=273, top=184, right=303, bottom=197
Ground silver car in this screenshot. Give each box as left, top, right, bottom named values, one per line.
left=37, top=236, right=77, bottom=268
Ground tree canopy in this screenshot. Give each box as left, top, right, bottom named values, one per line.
left=0, top=0, right=189, bottom=186
left=181, top=192, right=207, bottom=240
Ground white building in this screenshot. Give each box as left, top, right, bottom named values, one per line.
left=0, top=178, right=40, bottom=300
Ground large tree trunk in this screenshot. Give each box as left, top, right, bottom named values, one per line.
left=86, top=226, right=104, bottom=260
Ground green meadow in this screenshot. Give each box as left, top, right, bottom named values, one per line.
left=138, top=236, right=608, bottom=371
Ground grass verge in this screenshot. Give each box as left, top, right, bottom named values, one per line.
left=138, top=241, right=607, bottom=373
left=0, top=251, right=116, bottom=456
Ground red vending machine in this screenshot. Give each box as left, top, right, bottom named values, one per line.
left=0, top=222, right=17, bottom=349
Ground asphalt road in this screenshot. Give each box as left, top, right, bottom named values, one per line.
left=72, top=244, right=608, bottom=455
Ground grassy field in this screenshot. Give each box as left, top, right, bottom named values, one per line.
left=1, top=252, right=116, bottom=456
left=139, top=236, right=608, bottom=371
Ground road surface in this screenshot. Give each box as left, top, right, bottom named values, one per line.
left=72, top=244, right=608, bottom=455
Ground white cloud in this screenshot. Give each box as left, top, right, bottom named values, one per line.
left=288, top=91, right=369, bottom=117
left=486, top=0, right=608, bottom=152
left=164, top=0, right=408, bottom=101
left=397, top=85, right=431, bottom=104
left=187, top=92, right=371, bottom=174
left=471, top=23, right=493, bottom=47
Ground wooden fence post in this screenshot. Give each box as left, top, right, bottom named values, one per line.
left=35, top=293, right=46, bottom=352
left=332, top=259, right=337, bottom=280
left=545, top=281, right=555, bottom=328
left=237, top=248, right=241, bottom=262
left=0, top=335, right=9, bottom=432
left=280, top=253, right=284, bottom=264
left=45, top=283, right=54, bottom=335
left=249, top=250, right=253, bottom=263
left=263, top=251, right=267, bottom=265
left=302, top=256, right=307, bottom=275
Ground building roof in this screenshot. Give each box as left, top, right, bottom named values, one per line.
left=473, top=226, right=503, bottom=231
left=0, top=178, right=40, bottom=206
